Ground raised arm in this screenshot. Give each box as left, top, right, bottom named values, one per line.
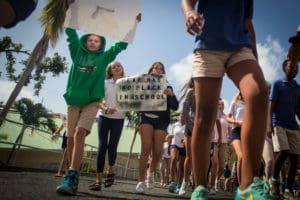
left=65, top=28, right=80, bottom=60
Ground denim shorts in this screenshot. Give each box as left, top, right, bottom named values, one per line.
left=231, top=127, right=241, bottom=141
left=139, top=114, right=169, bottom=131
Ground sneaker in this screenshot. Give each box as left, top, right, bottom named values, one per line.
left=179, top=180, right=189, bottom=196
left=56, top=169, right=79, bottom=195
left=210, top=187, right=216, bottom=195
left=270, top=177, right=281, bottom=199
left=168, top=181, right=177, bottom=193
left=176, top=184, right=181, bottom=193
left=191, top=185, right=208, bottom=200
left=283, top=189, right=290, bottom=199
left=146, top=171, right=154, bottom=189
left=136, top=181, right=146, bottom=194
left=234, top=177, right=273, bottom=200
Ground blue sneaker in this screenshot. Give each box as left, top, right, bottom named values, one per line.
left=176, top=184, right=181, bottom=193
left=191, top=185, right=208, bottom=200
left=234, top=177, right=273, bottom=200
left=56, top=169, right=79, bottom=195
left=168, top=181, right=177, bottom=193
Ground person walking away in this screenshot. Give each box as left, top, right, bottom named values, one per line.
left=51, top=116, right=69, bottom=177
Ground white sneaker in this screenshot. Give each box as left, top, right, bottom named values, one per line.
left=136, top=181, right=146, bottom=194
left=178, top=180, right=188, bottom=196
left=146, top=172, right=154, bottom=189
left=210, top=187, right=216, bottom=195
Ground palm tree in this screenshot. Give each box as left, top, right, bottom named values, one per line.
left=0, top=0, right=69, bottom=126
left=6, top=98, right=57, bottom=166
left=124, top=111, right=140, bottom=177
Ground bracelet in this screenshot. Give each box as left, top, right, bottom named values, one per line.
left=185, top=10, right=193, bottom=18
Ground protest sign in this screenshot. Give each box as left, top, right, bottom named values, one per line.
left=116, top=74, right=167, bottom=111
left=64, top=0, right=142, bottom=43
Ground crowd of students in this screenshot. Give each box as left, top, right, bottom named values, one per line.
left=37, top=0, right=300, bottom=200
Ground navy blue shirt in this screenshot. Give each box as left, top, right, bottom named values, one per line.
left=194, top=0, right=254, bottom=51
left=270, top=79, right=300, bottom=130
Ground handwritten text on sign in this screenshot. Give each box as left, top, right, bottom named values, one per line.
left=116, top=74, right=167, bottom=111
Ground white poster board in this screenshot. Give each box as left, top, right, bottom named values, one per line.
left=116, top=74, right=167, bottom=111
left=64, top=0, right=143, bottom=43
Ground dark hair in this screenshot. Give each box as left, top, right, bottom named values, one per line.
left=147, top=61, right=165, bottom=74
left=282, top=59, right=289, bottom=72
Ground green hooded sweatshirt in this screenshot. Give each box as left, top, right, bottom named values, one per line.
left=64, top=28, right=128, bottom=106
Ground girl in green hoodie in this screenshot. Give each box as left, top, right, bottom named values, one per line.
left=56, top=28, right=128, bottom=196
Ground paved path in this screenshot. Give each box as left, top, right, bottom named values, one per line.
left=0, top=170, right=235, bottom=200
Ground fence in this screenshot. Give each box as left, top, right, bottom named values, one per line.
left=0, top=116, right=140, bottom=180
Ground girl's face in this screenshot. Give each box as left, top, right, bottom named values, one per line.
left=218, top=100, right=224, bottom=111
left=150, top=63, right=164, bottom=75
left=86, top=34, right=101, bottom=51
left=110, top=61, right=124, bottom=77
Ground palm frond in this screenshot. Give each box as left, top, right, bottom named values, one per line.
left=39, top=0, right=68, bottom=46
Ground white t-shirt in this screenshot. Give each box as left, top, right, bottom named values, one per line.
left=212, top=113, right=231, bottom=143
left=228, top=100, right=245, bottom=128
left=97, top=79, right=125, bottom=119
left=170, top=122, right=186, bottom=148
left=162, top=142, right=170, bottom=158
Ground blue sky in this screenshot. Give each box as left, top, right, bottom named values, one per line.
left=0, top=0, right=299, bottom=114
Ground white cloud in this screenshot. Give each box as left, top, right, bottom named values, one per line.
left=0, top=80, right=38, bottom=104
left=168, top=35, right=286, bottom=113
left=168, top=53, right=193, bottom=87
left=257, top=35, right=285, bottom=82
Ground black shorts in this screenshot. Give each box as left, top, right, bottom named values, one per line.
left=139, top=114, right=169, bottom=131
left=61, top=131, right=67, bottom=149
left=184, top=126, right=192, bottom=137
left=231, top=127, right=241, bottom=141
left=170, top=145, right=186, bottom=157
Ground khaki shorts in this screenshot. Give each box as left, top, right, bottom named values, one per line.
left=192, top=47, right=256, bottom=78
left=67, top=102, right=98, bottom=137
left=272, top=126, right=300, bottom=154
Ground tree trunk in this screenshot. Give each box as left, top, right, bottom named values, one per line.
left=6, top=125, right=27, bottom=166
left=0, top=34, right=49, bottom=127
left=124, top=127, right=138, bottom=177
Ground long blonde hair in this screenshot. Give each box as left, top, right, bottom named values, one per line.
left=106, top=61, right=125, bottom=79
left=233, top=91, right=243, bottom=103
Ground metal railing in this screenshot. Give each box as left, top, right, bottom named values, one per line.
left=0, top=117, right=140, bottom=180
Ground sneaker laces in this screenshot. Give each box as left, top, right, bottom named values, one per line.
left=252, top=177, right=272, bottom=198
left=63, top=170, right=77, bottom=186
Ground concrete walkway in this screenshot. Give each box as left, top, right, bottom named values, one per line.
left=0, top=169, right=235, bottom=200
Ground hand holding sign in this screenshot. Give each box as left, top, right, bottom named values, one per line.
left=64, top=0, right=143, bottom=43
